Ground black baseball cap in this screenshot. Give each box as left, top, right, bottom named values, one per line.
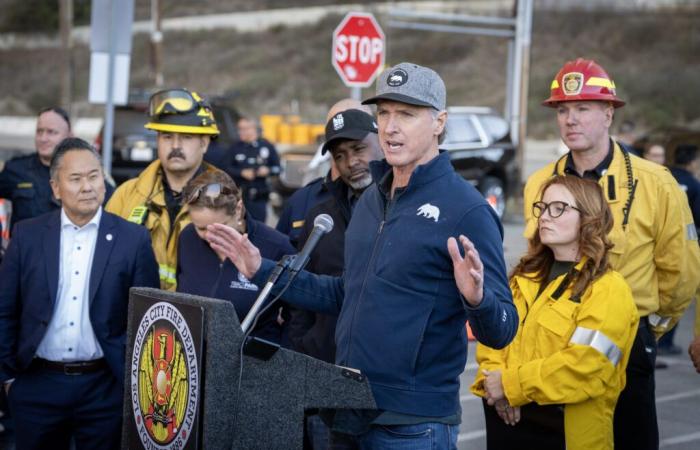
left=321, top=109, right=378, bottom=155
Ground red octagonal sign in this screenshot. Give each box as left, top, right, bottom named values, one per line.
left=332, top=12, right=385, bottom=88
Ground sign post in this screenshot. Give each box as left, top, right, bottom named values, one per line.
left=332, top=12, right=385, bottom=97
left=88, top=0, right=135, bottom=177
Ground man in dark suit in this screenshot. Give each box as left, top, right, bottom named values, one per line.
left=0, top=137, right=160, bottom=449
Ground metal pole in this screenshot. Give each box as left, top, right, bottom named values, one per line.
left=350, top=87, right=362, bottom=101
left=387, top=21, right=515, bottom=38
left=59, top=0, right=73, bottom=112
left=151, top=0, right=163, bottom=87
left=505, top=40, right=514, bottom=123
left=389, top=9, right=517, bottom=27
left=102, top=0, right=117, bottom=177
left=515, top=0, right=533, bottom=186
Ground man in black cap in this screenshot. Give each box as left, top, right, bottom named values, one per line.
left=287, top=109, right=382, bottom=449
left=207, top=62, right=517, bottom=449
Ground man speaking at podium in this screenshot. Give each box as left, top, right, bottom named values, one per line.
left=207, top=62, right=517, bottom=448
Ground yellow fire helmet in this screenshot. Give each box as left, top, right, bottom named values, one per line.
left=145, top=88, right=220, bottom=136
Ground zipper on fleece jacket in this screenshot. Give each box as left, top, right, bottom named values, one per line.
left=344, top=190, right=401, bottom=363
left=210, top=261, right=225, bottom=298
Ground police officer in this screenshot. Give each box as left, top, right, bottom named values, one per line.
left=275, top=98, right=370, bottom=247
left=524, top=58, right=700, bottom=450
left=226, top=117, right=280, bottom=223
left=0, top=108, right=115, bottom=232
left=106, top=88, right=221, bottom=290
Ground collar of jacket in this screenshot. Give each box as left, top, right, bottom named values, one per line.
left=515, top=257, right=589, bottom=301
left=553, top=140, right=627, bottom=204
left=324, top=176, right=354, bottom=221
left=244, top=212, right=260, bottom=240
left=369, top=150, right=453, bottom=196
left=130, top=160, right=217, bottom=206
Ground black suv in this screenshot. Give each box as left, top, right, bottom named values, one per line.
left=95, top=93, right=240, bottom=185
left=272, top=106, right=518, bottom=218
left=442, top=106, right=517, bottom=218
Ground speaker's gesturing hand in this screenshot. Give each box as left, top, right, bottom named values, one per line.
left=206, top=223, right=261, bottom=279
left=447, top=234, right=484, bottom=306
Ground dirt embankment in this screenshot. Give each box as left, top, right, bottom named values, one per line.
left=0, top=6, right=698, bottom=137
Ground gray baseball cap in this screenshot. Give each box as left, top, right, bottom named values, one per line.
left=362, top=62, right=446, bottom=111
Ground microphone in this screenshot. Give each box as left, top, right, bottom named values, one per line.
left=240, top=214, right=333, bottom=333
left=288, top=214, right=334, bottom=273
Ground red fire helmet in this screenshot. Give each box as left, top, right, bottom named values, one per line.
left=543, top=58, right=625, bottom=108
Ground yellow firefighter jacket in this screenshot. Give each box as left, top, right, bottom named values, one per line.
left=524, top=141, right=700, bottom=337
left=106, top=160, right=218, bottom=290
left=471, top=261, right=638, bottom=450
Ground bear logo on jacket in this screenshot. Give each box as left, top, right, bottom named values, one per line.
left=417, top=203, right=440, bottom=222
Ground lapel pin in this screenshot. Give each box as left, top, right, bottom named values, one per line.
left=106, top=233, right=113, bottom=241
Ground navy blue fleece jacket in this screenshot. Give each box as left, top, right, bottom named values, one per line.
left=252, top=151, right=517, bottom=416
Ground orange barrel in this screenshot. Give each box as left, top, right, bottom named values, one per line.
left=310, top=124, right=326, bottom=144
left=292, top=124, right=311, bottom=146
left=277, top=122, right=293, bottom=145
left=260, top=114, right=283, bottom=143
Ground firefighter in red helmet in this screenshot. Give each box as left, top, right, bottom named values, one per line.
left=521, top=58, right=700, bottom=450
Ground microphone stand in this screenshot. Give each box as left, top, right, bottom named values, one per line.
left=240, top=254, right=294, bottom=334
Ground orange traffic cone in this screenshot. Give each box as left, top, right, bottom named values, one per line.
left=466, top=321, right=475, bottom=341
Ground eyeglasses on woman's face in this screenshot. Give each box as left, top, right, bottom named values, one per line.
left=532, top=201, right=581, bottom=219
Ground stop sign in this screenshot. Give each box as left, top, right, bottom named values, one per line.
left=332, top=12, right=385, bottom=88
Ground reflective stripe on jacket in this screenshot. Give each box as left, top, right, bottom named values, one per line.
left=523, top=141, right=700, bottom=336
left=472, top=261, right=638, bottom=450
left=105, top=160, right=218, bottom=290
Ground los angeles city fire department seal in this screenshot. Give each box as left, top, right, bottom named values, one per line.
left=131, top=302, right=200, bottom=449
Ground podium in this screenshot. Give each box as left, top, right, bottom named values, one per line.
left=122, top=287, right=375, bottom=449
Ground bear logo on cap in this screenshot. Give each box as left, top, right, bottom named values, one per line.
left=387, top=69, right=408, bottom=87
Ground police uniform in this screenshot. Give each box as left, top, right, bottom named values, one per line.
left=0, top=154, right=114, bottom=232
left=0, top=154, right=57, bottom=229
left=274, top=175, right=331, bottom=248
left=225, top=138, right=280, bottom=222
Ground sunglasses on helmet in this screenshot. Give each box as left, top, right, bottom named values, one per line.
left=149, top=89, right=211, bottom=118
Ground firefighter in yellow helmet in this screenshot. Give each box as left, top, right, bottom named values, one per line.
left=523, top=58, right=700, bottom=450
left=106, top=89, right=222, bottom=290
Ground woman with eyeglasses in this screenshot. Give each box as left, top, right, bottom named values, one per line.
left=471, top=175, right=638, bottom=450
left=176, top=171, right=295, bottom=343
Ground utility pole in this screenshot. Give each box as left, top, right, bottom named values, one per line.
left=59, top=0, right=73, bottom=111
left=388, top=0, right=533, bottom=186
left=151, top=0, right=164, bottom=87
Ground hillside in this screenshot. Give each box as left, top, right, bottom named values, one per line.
left=0, top=4, right=698, bottom=138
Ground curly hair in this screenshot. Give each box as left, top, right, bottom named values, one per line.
left=182, top=170, right=242, bottom=217
left=512, top=175, right=614, bottom=299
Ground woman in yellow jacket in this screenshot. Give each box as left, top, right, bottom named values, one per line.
left=471, top=175, right=638, bottom=450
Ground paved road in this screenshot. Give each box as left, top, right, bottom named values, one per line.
left=456, top=219, right=700, bottom=449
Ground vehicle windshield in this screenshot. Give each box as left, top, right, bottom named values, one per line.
left=444, top=115, right=480, bottom=144
left=115, top=110, right=155, bottom=137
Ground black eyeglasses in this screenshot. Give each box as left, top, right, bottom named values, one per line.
left=532, top=201, right=581, bottom=219
left=186, top=183, right=236, bottom=204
